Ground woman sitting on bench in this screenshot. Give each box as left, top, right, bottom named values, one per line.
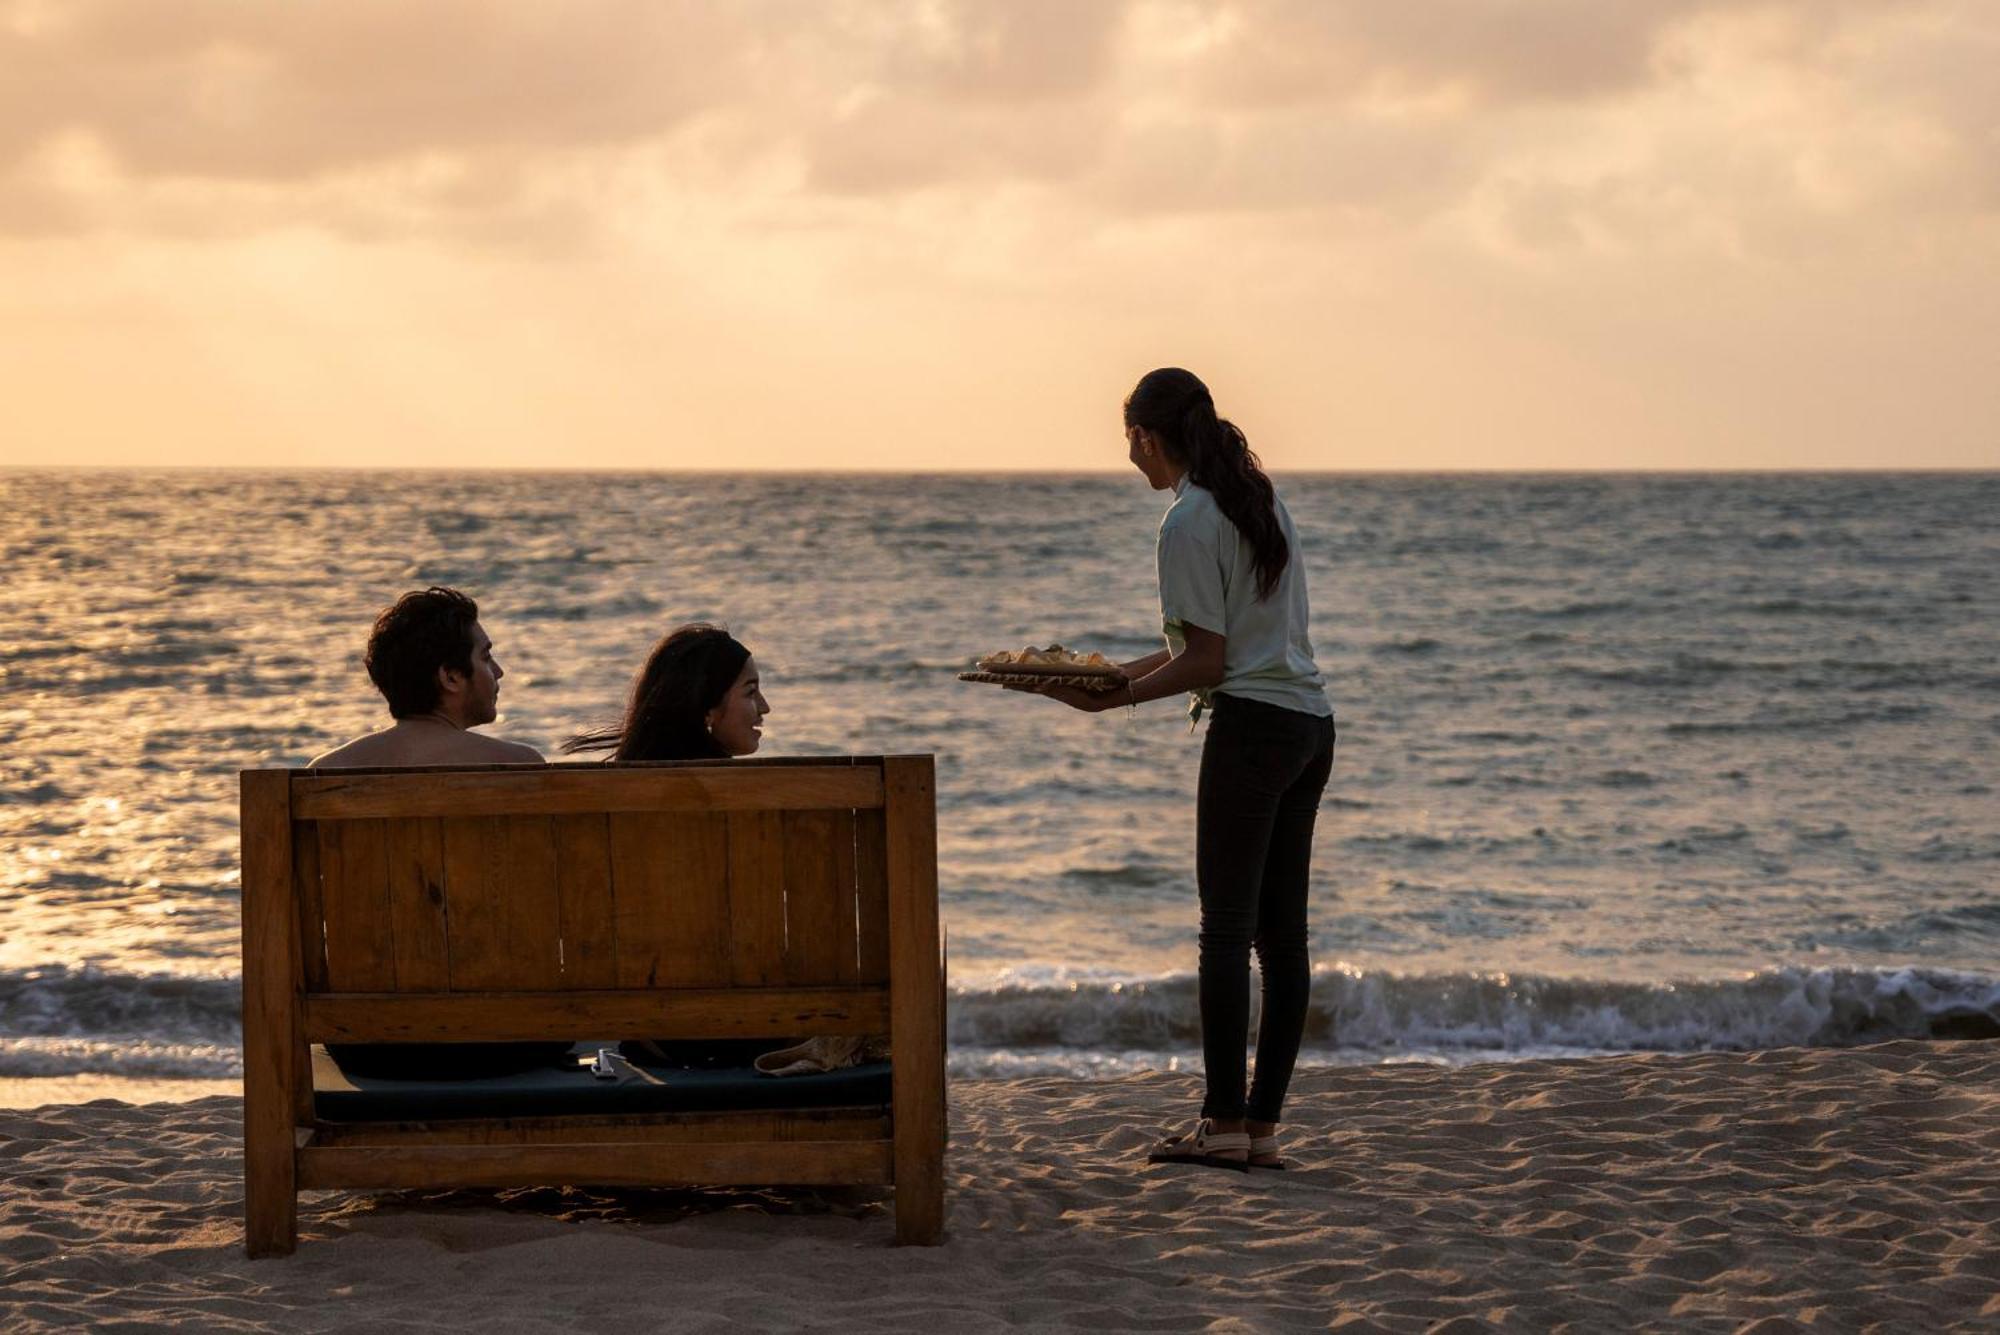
left=564, top=624, right=782, bottom=1069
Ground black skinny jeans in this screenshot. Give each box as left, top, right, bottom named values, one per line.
left=1195, top=693, right=1336, bottom=1124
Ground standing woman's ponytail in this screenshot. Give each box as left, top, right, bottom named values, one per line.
left=1125, top=368, right=1288, bottom=600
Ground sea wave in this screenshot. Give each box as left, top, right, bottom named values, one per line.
left=946, top=965, right=2000, bottom=1053
left=1662, top=704, right=1932, bottom=735
left=0, top=965, right=241, bottom=1047
left=0, top=1035, right=241, bottom=1080
left=6, top=961, right=1998, bottom=1082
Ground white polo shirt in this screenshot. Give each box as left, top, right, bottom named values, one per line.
left=1156, top=477, right=1332, bottom=719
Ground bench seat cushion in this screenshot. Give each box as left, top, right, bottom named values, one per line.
left=311, top=1046, right=893, bottom=1122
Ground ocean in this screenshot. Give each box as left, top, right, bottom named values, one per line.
left=2, top=469, right=1996, bottom=1092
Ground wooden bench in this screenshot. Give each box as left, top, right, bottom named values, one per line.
left=240, top=755, right=945, bottom=1256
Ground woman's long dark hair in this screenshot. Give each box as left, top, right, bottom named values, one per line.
left=1125, top=367, right=1288, bottom=600
left=562, top=624, right=749, bottom=762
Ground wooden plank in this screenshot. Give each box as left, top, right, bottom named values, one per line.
left=609, top=813, right=731, bottom=988
left=310, top=1108, right=889, bottom=1147
left=782, top=809, right=850, bottom=985
left=316, top=819, right=396, bottom=992
left=883, top=755, right=945, bottom=1246
left=438, top=816, right=564, bottom=991
left=502, top=817, right=564, bottom=989
left=855, top=809, right=890, bottom=984
left=294, top=766, right=884, bottom=820
left=727, top=811, right=787, bottom=985
left=290, top=821, right=327, bottom=991
left=297, top=1141, right=893, bottom=1191
left=287, top=756, right=885, bottom=778
left=304, top=987, right=889, bottom=1043
left=289, top=824, right=326, bottom=1127
left=832, top=809, right=862, bottom=984
left=554, top=814, right=617, bottom=989
left=240, top=770, right=299, bottom=1257
left=384, top=819, right=449, bottom=992
left=438, top=816, right=502, bottom=989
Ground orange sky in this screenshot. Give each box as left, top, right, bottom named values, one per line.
left=2, top=1, right=1995, bottom=471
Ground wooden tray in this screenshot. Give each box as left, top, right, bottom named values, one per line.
left=973, top=658, right=1123, bottom=677
left=958, top=670, right=1124, bottom=694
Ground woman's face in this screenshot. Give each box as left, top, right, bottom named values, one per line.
left=705, top=654, right=770, bottom=756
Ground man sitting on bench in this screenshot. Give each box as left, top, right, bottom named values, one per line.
left=312, top=585, right=545, bottom=770
left=311, top=585, right=569, bottom=1078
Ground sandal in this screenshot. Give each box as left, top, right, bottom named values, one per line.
left=1247, top=1132, right=1289, bottom=1171
left=1146, top=1118, right=1251, bottom=1172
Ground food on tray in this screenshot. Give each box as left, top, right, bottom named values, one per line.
left=958, top=643, right=1125, bottom=693
left=975, top=644, right=1121, bottom=674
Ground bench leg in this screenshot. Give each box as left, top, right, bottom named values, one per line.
left=240, top=769, right=299, bottom=1257
left=244, top=1123, right=297, bottom=1257
left=885, top=756, right=947, bottom=1245
left=893, top=1146, right=944, bottom=1245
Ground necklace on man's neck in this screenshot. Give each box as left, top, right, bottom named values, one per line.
left=409, top=710, right=466, bottom=732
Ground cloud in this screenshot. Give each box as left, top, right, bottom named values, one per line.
left=0, top=1, right=753, bottom=177
left=837, top=0, right=1124, bottom=103
left=1178, top=0, right=1707, bottom=110
left=0, top=0, right=1992, bottom=261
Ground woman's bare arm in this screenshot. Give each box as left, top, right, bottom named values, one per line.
left=1127, top=625, right=1224, bottom=705
left=1120, top=648, right=1172, bottom=680
left=1038, top=626, right=1224, bottom=713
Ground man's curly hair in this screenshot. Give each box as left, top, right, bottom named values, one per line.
left=365, top=587, right=479, bottom=718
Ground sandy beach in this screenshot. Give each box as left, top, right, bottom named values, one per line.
left=1, top=1040, right=1994, bottom=1331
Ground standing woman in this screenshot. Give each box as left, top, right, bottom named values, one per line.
left=1032, top=368, right=1334, bottom=1171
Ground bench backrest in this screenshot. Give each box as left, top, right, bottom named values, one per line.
left=295, top=763, right=889, bottom=993
left=241, top=757, right=938, bottom=1054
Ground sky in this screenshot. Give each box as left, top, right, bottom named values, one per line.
left=1, top=0, right=1995, bottom=472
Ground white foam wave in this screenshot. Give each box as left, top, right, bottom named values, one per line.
left=5, top=962, right=1995, bottom=1083
left=0, top=1035, right=241, bottom=1080
left=947, top=965, right=2000, bottom=1054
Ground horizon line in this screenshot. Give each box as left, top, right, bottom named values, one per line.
left=6, top=463, right=1997, bottom=477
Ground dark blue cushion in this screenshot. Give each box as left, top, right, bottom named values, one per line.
left=311, top=1046, right=893, bottom=1122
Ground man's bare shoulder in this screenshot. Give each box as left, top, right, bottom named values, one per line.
left=308, top=730, right=400, bottom=769
left=309, top=726, right=544, bottom=768
left=461, top=734, right=546, bottom=765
